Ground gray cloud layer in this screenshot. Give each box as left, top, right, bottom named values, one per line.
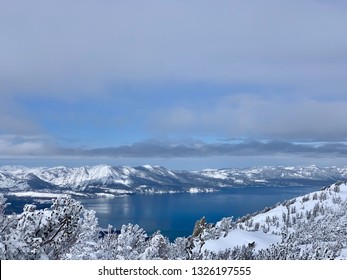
left=148, top=94, right=347, bottom=141
left=1, top=0, right=347, bottom=97
left=1, top=135, right=346, bottom=159
left=69, top=141, right=347, bottom=158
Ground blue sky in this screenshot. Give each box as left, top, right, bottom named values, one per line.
left=1, top=0, right=347, bottom=169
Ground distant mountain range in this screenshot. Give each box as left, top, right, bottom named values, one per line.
left=0, top=164, right=346, bottom=198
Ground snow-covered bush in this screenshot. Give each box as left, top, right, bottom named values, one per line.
left=1, top=195, right=83, bottom=259
left=115, top=223, right=148, bottom=259
left=0, top=194, right=14, bottom=258
left=142, top=231, right=170, bottom=260
left=64, top=209, right=101, bottom=260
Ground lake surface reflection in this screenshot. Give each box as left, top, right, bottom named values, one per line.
left=4, top=185, right=326, bottom=240
left=77, top=185, right=323, bottom=240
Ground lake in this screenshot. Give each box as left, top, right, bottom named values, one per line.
left=4, top=184, right=325, bottom=240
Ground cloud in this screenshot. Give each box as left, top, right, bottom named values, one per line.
left=0, top=135, right=55, bottom=156
left=2, top=135, right=347, bottom=160
left=61, top=140, right=347, bottom=160
left=1, top=0, right=347, bottom=98
left=148, top=94, right=347, bottom=142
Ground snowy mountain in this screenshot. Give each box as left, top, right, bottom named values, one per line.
left=0, top=164, right=346, bottom=198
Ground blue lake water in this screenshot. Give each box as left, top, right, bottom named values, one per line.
left=4, top=184, right=325, bottom=240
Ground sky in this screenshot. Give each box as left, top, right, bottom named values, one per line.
left=1, top=0, right=347, bottom=170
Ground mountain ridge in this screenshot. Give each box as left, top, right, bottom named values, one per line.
left=1, top=164, right=346, bottom=198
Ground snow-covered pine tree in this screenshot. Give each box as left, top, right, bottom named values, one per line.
left=141, top=231, right=170, bottom=260
left=63, top=209, right=101, bottom=260
left=0, top=195, right=83, bottom=259
left=0, top=194, right=14, bottom=258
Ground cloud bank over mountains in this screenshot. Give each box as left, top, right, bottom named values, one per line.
left=1, top=136, right=347, bottom=159
left=1, top=0, right=347, bottom=167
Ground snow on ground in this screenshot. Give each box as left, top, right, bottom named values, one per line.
left=9, top=191, right=63, bottom=198
left=336, top=248, right=347, bottom=259
left=201, top=169, right=228, bottom=180
left=64, top=191, right=89, bottom=197
left=107, top=189, right=133, bottom=194
left=202, top=229, right=281, bottom=252
left=188, top=187, right=216, bottom=193
left=95, top=193, right=116, bottom=198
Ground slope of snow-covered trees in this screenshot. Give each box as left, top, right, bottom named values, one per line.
left=1, top=181, right=347, bottom=260
left=196, top=181, right=347, bottom=260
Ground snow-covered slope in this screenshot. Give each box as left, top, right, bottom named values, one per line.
left=202, top=229, right=281, bottom=253
left=196, top=181, right=347, bottom=259
left=235, top=181, right=347, bottom=233
left=0, top=165, right=346, bottom=197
